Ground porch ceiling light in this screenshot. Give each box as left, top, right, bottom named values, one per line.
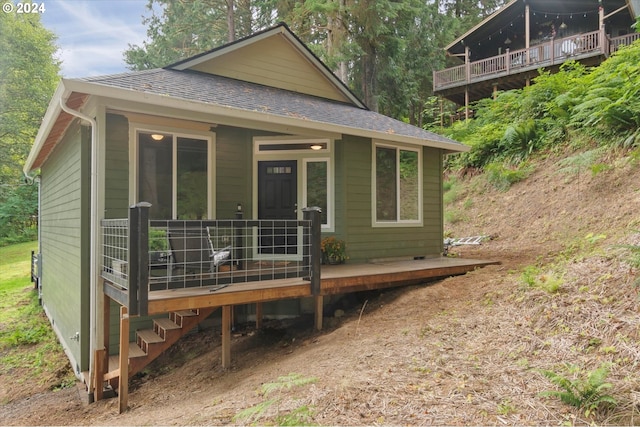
left=310, top=144, right=323, bottom=150
left=504, top=37, right=512, bottom=45
left=151, top=134, right=165, bottom=141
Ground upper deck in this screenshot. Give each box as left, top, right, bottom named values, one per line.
left=433, top=31, right=639, bottom=105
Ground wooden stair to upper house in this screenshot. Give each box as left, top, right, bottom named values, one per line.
left=106, top=307, right=218, bottom=389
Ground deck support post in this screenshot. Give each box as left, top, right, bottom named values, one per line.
left=255, top=302, right=263, bottom=329
left=314, top=296, right=323, bottom=331
left=118, top=306, right=129, bottom=414
left=221, top=305, right=232, bottom=369
left=94, top=296, right=111, bottom=401
left=94, top=348, right=106, bottom=401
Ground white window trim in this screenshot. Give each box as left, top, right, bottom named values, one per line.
left=130, top=124, right=215, bottom=219
left=372, top=141, right=423, bottom=228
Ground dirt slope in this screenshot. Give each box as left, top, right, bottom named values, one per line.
left=2, top=150, right=639, bottom=425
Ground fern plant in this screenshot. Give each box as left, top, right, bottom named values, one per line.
left=538, top=363, right=617, bottom=417
left=233, top=373, right=318, bottom=425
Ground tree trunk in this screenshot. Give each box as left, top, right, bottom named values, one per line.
left=226, top=0, right=235, bottom=42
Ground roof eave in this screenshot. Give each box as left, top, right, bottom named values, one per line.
left=23, top=82, right=71, bottom=174
left=50, top=79, right=469, bottom=154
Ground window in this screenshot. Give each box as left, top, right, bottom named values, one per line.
left=304, top=160, right=329, bottom=226
left=373, top=143, right=421, bottom=225
left=137, top=131, right=211, bottom=220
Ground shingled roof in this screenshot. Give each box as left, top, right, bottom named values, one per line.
left=25, top=24, right=468, bottom=174
left=78, top=68, right=464, bottom=149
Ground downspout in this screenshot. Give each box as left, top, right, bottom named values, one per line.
left=58, top=98, right=99, bottom=390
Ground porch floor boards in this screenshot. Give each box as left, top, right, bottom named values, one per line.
left=145, top=257, right=497, bottom=315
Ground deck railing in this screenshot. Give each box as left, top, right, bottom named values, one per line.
left=610, top=32, right=640, bottom=52
left=101, top=203, right=322, bottom=316
left=433, top=29, right=639, bottom=92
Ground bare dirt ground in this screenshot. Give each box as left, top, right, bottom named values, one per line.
left=2, top=150, right=639, bottom=425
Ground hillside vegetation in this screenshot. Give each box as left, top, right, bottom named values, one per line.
left=442, top=40, right=640, bottom=178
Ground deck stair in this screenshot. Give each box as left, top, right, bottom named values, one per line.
left=106, top=307, right=218, bottom=388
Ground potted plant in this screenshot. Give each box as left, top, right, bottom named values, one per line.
left=148, top=228, right=169, bottom=265
left=321, top=236, right=348, bottom=264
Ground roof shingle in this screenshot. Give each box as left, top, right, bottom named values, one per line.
left=79, top=69, right=463, bottom=148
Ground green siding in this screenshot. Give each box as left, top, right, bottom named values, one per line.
left=40, top=121, right=91, bottom=373
left=104, top=113, right=130, bottom=219
left=215, top=126, right=253, bottom=218
left=335, top=136, right=444, bottom=263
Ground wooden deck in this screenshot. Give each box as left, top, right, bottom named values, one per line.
left=145, top=256, right=498, bottom=315
left=98, top=255, right=498, bottom=412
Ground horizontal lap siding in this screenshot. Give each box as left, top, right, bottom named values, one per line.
left=104, top=114, right=130, bottom=219
left=40, top=121, right=90, bottom=373
left=191, top=37, right=348, bottom=103
left=215, top=127, right=253, bottom=218
left=422, top=148, right=444, bottom=255
left=340, top=136, right=444, bottom=262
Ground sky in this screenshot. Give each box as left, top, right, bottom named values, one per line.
left=40, top=0, right=153, bottom=78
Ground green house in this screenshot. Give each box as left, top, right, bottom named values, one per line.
left=24, top=24, right=468, bottom=396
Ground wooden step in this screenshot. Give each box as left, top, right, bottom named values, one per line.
left=174, top=310, right=198, bottom=317
left=129, top=342, right=146, bottom=358
left=154, top=318, right=181, bottom=340
left=104, top=343, right=145, bottom=381
left=137, top=329, right=164, bottom=344
left=136, top=329, right=164, bottom=353
left=171, top=310, right=198, bottom=326
left=154, top=318, right=181, bottom=330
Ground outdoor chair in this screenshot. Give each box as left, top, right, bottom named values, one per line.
left=167, top=227, right=231, bottom=280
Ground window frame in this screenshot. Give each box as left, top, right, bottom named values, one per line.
left=130, top=125, right=215, bottom=219
left=372, top=141, right=423, bottom=227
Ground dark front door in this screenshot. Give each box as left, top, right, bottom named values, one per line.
left=258, top=160, right=298, bottom=254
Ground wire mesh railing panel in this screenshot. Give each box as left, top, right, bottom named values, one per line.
left=101, top=219, right=129, bottom=289
left=147, top=219, right=312, bottom=291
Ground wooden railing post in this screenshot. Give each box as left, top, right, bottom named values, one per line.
left=303, top=207, right=322, bottom=296
left=128, top=202, right=150, bottom=316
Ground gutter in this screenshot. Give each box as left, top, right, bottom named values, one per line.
left=58, top=97, right=99, bottom=393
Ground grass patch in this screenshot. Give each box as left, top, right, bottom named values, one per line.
left=521, top=265, right=563, bottom=294
left=0, top=241, right=75, bottom=396
left=443, top=176, right=462, bottom=205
